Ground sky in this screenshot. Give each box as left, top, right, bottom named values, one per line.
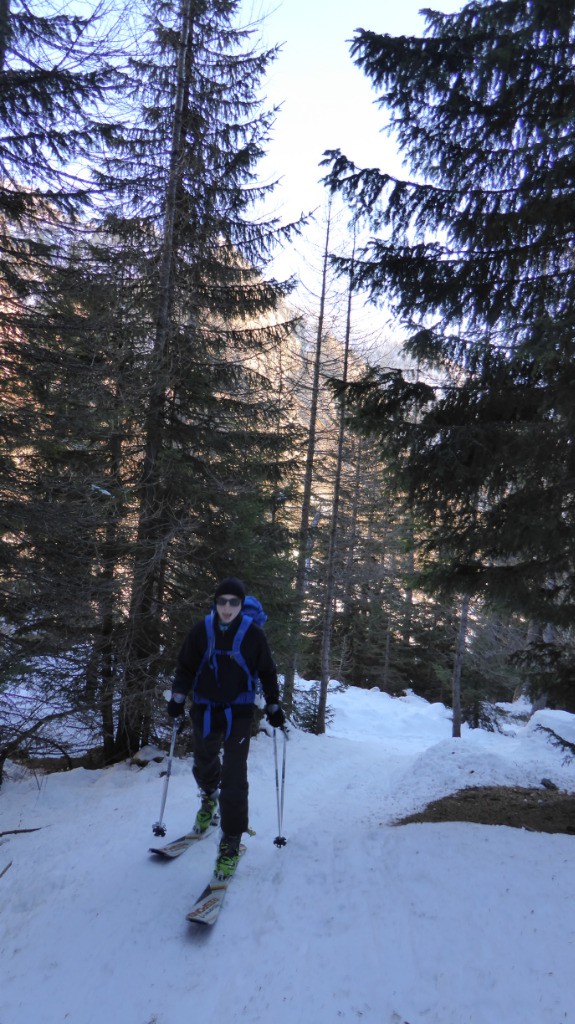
left=240, top=0, right=458, bottom=223
left=237, top=0, right=459, bottom=329
left=2, top=682, right=575, bottom=1024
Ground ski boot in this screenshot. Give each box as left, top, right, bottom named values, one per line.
left=214, top=833, right=242, bottom=880
left=193, top=791, right=219, bottom=834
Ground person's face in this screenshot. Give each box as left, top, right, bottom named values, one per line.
left=215, top=594, right=242, bottom=625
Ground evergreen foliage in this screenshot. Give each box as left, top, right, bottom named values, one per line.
left=324, top=0, right=575, bottom=707
left=1, top=1, right=122, bottom=705
left=7, top=0, right=568, bottom=766
left=92, top=0, right=303, bottom=755
left=0, top=0, right=119, bottom=291
left=1, top=0, right=304, bottom=760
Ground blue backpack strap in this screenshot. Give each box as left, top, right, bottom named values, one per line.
left=229, top=614, right=255, bottom=690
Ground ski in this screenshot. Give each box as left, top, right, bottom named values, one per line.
left=149, top=821, right=218, bottom=859
left=186, top=845, right=245, bottom=926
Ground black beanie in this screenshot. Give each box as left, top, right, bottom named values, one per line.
left=214, top=576, right=246, bottom=604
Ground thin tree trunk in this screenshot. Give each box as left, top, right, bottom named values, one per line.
left=382, top=611, right=392, bottom=690
left=95, top=432, right=124, bottom=762
left=115, top=0, right=194, bottom=758
left=282, top=202, right=332, bottom=715
left=316, top=241, right=354, bottom=733
left=403, top=520, right=415, bottom=646
left=0, top=0, right=10, bottom=70
left=342, top=439, right=362, bottom=613
left=452, top=593, right=470, bottom=738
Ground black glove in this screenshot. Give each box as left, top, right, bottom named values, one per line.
left=167, top=696, right=185, bottom=718
left=266, top=703, right=286, bottom=729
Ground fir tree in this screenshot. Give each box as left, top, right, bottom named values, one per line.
left=0, top=0, right=119, bottom=294
left=323, top=0, right=575, bottom=706
left=97, top=0, right=302, bottom=756
left=1, top=1, right=122, bottom=708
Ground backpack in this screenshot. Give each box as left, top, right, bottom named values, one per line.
left=194, top=595, right=267, bottom=737
left=242, top=595, right=267, bottom=628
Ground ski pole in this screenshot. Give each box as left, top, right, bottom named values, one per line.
left=273, top=727, right=287, bottom=847
left=152, top=721, right=178, bottom=837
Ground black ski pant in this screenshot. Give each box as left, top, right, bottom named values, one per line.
left=190, top=705, right=253, bottom=837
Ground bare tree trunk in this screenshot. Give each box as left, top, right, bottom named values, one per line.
left=452, top=593, right=470, bottom=738
left=316, top=241, right=354, bottom=733
left=90, top=432, right=125, bottom=762
left=0, top=0, right=10, bottom=70
left=282, top=202, right=332, bottom=715
left=116, top=0, right=194, bottom=757
left=383, top=611, right=392, bottom=690
left=402, top=520, right=415, bottom=646
left=342, top=439, right=362, bottom=612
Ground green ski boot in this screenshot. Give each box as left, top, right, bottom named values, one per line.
left=193, top=791, right=219, bottom=834
left=214, top=834, right=241, bottom=880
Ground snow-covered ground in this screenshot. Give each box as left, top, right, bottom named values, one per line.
left=2, top=685, right=575, bottom=1024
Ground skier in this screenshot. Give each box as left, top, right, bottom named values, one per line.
left=167, top=576, right=285, bottom=879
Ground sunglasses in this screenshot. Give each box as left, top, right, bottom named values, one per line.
left=216, top=596, right=241, bottom=608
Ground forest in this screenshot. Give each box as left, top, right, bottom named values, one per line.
left=2, top=0, right=575, bottom=774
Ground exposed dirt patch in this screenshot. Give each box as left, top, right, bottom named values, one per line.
left=395, top=785, right=575, bottom=835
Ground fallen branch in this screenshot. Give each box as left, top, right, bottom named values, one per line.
left=535, top=725, right=575, bottom=761
left=0, top=861, right=13, bottom=879
left=0, top=827, right=42, bottom=838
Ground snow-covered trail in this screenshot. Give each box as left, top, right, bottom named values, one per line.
left=2, top=708, right=575, bottom=1024
left=233, top=730, right=575, bottom=1024
left=1, top=728, right=408, bottom=1024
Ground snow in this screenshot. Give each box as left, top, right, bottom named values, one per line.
left=2, top=684, right=575, bottom=1024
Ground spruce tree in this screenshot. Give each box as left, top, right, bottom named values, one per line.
left=0, top=1, right=122, bottom=719
left=1, top=1, right=302, bottom=762
left=323, top=0, right=575, bottom=703
left=0, top=0, right=118, bottom=293
left=97, top=0, right=302, bottom=756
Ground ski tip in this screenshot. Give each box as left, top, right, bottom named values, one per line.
left=186, top=894, right=223, bottom=926
left=187, top=915, right=216, bottom=927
